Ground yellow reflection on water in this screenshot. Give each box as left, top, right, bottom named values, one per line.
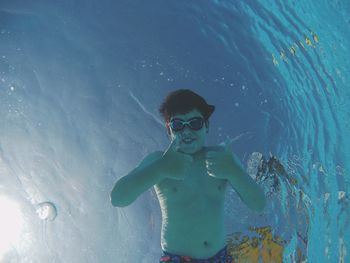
left=0, top=196, right=23, bottom=260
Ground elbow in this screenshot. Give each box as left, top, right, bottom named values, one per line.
left=110, top=195, right=129, bottom=207
left=244, top=185, right=266, bottom=212
left=110, top=178, right=132, bottom=207
left=110, top=190, right=132, bottom=208
left=110, top=195, right=121, bottom=207
left=248, top=200, right=265, bottom=213
left=253, top=198, right=266, bottom=213
left=252, top=190, right=266, bottom=213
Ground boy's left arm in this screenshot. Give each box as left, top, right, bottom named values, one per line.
left=205, top=141, right=266, bottom=212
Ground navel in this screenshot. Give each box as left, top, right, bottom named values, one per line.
left=203, top=241, right=210, bottom=247
left=172, top=187, right=178, bottom=192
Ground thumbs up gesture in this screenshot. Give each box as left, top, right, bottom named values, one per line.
left=205, top=138, right=240, bottom=179
left=159, top=137, right=194, bottom=180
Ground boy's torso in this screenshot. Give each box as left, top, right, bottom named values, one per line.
left=154, top=146, right=229, bottom=259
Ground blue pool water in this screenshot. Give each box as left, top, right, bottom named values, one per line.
left=0, top=0, right=349, bottom=262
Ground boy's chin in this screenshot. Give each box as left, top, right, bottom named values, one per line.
left=178, top=146, right=202, bottom=155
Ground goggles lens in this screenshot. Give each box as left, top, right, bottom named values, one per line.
left=169, top=117, right=204, bottom=131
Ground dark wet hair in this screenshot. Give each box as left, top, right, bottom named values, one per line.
left=159, top=89, right=215, bottom=132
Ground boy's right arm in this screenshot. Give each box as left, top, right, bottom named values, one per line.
left=110, top=151, right=164, bottom=207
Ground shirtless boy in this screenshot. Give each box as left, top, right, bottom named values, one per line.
left=111, top=89, right=266, bottom=262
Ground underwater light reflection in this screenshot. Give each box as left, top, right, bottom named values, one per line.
left=0, top=196, right=23, bottom=260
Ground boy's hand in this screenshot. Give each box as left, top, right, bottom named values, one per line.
left=205, top=138, right=238, bottom=179
left=159, top=138, right=193, bottom=180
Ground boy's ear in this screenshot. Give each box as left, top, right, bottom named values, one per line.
left=205, top=120, right=209, bottom=133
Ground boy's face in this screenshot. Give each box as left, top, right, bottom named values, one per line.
left=167, top=109, right=208, bottom=155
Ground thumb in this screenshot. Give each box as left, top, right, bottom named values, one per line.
left=164, top=137, right=180, bottom=155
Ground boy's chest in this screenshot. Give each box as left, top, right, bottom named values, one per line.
left=155, top=159, right=228, bottom=203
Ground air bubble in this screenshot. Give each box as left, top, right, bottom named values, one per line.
left=36, top=202, right=57, bottom=221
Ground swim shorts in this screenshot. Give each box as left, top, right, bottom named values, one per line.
left=159, top=246, right=234, bottom=263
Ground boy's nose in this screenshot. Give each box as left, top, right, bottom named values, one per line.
left=181, top=126, right=193, bottom=134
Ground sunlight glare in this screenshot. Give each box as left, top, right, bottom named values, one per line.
left=0, top=196, right=24, bottom=260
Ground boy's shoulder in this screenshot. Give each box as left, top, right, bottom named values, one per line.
left=145, top=150, right=163, bottom=161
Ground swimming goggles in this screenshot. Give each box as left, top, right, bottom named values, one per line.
left=169, top=117, right=204, bottom=131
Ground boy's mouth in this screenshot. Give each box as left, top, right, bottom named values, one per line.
left=182, top=138, right=195, bottom=144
